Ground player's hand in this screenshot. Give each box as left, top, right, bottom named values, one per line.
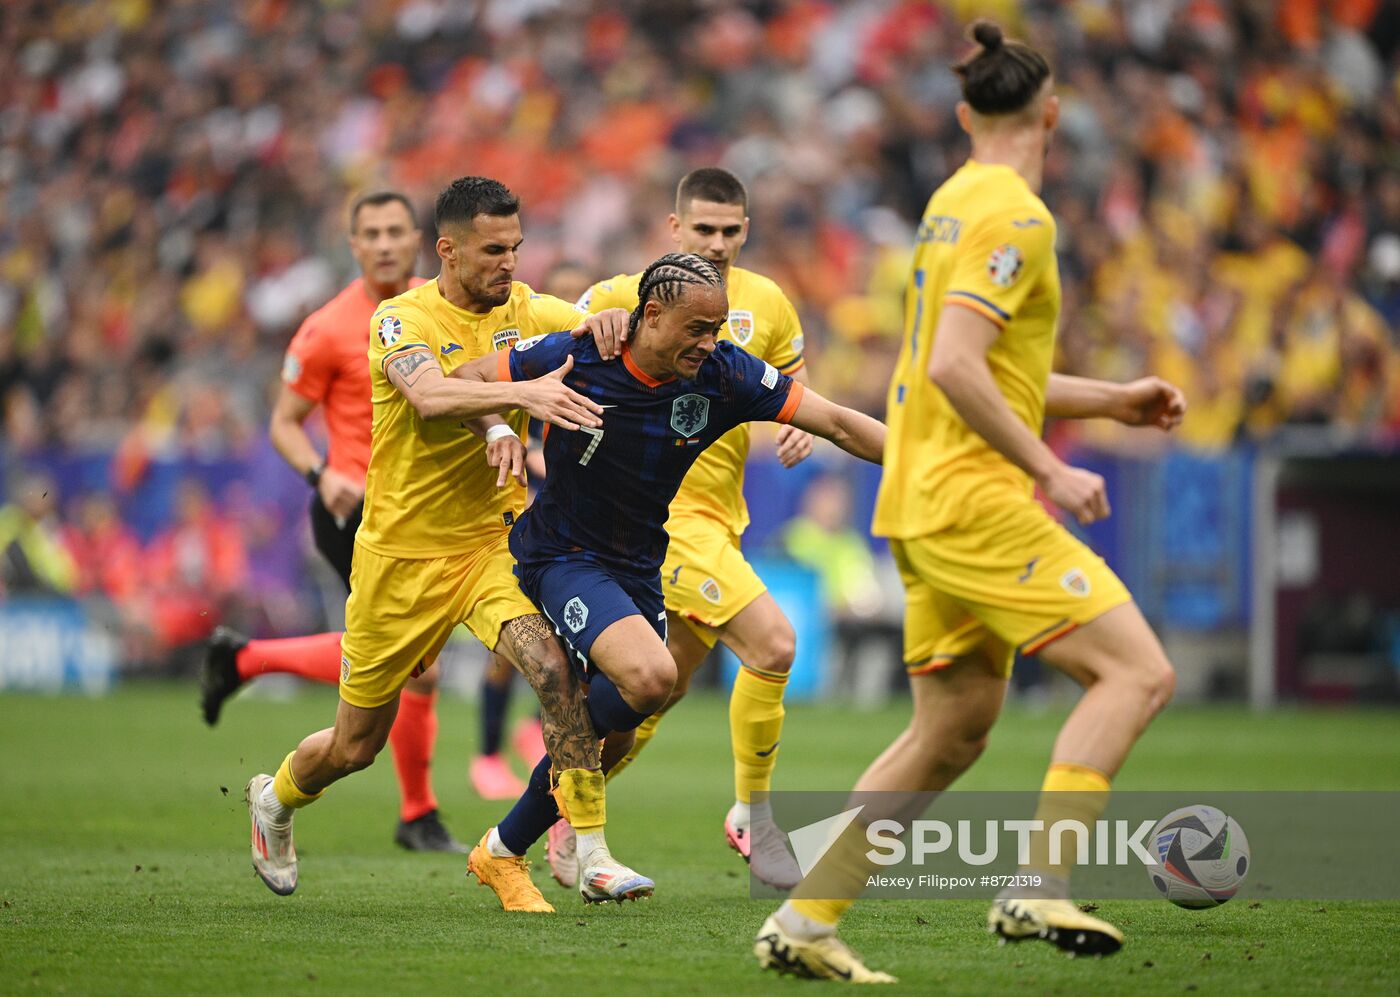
left=487, top=435, right=528, bottom=488
left=1113, top=376, right=1186, bottom=431
left=572, top=307, right=629, bottom=360
left=774, top=424, right=814, bottom=468
left=317, top=466, right=365, bottom=521
left=1039, top=461, right=1110, bottom=525
left=517, top=356, right=604, bottom=431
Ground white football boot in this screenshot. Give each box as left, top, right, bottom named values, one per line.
left=577, top=851, right=654, bottom=904
left=245, top=774, right=297, bottom=896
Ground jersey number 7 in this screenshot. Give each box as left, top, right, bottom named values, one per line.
left=578, top=425, right=604, bottom=466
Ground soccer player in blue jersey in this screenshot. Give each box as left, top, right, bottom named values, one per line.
left=451, top=253, right=885, bottom=909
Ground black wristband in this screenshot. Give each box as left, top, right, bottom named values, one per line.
left=305, top=461, right=325, bottom=488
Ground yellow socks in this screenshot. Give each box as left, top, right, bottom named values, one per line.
left=604, top=713, right=662, bottom=782
left=272, top=751, right=323, bottom=809
left=553, top=767, right=606, bottom=833
left=786, top=815, right=869, bottom=927
left=1025, top=762, right=1111, bottom=881
left=731, top=664, right=788, bottom=804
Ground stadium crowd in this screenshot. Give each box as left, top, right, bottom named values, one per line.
left=2, top=1, right=1399, bottom=651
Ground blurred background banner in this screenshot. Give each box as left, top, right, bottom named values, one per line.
left=1, top=0, right=1397, bottom=703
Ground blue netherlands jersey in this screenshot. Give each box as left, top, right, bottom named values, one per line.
left=502, top=334, right=803, bottom=575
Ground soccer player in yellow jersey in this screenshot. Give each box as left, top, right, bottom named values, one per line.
left=560, top=167, right=811, bottom=890
left=243, top=176, right=648, bottom=911
left=755, top=22, right=1187, bottom=982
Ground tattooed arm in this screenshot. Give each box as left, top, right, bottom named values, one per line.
left=383, top=348, right=530, bottom=422
left=494, top=614, right=600, bottom=772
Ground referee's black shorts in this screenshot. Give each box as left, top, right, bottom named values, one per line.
left=308, top=494, right=363, bottom=593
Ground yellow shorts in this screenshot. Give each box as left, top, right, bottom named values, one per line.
left=339, top=532, right=538, bottom=708
left=891, top=498, right=1131, bottom=679
left=661, top=513, right=767, bottom=649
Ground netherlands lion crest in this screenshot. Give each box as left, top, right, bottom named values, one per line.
left=563, top=597, right=589, bottom=633
left=727, top=309, right=755, bottom=346
left=670, top=393, right=709, bottom=437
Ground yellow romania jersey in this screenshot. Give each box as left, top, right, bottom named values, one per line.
left=581, top=266, right=804, bottom=532
left=359, top=279, right=585, bottom=558
left=873, top=161, right=1061, bottom=539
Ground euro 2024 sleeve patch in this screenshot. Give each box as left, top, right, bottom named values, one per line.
left=987, top=244, right=1024, bottom=288
left=377, top=314, right=403, bottom=347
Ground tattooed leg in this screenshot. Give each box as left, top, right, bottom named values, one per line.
left=496, top=615, right=598, bottom=772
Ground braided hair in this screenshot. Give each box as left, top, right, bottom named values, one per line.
left=628, top=252, right=726, bottom=337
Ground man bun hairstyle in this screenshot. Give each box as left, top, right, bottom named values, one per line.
left=952, top=19, right=1051, bottom=116
left=435, top=176, right=520, bottom=230
left=676, top=167, right=748, bottom=214
left=629, top=252, right=725, bottom=337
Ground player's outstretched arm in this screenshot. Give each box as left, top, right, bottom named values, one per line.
left=785, top=387, right=885, bottom=465
left=450, top=352, right=603, bottom=431
left=929, top=304, right=1109, bottom=525
left=1046, top=373, right=1186, bottom=430
left=384, top=348, right=527, bottom=421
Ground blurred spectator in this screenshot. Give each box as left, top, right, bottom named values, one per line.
left=781, top=472, right=902, bottom=705
left=60, top=492, right=142, bottom=604
left=541, top=259, right=597, bottom=306
left=142, top=478, right=250, bottom=665
left=782, top=473, right=882, bottom=619
left=0, top=471, right=75, bottom=596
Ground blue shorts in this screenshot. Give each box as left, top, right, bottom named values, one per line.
left=513, top=554, right=666, bottom=677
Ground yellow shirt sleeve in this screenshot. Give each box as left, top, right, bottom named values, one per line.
left=943, top=210, right=1056, bottom=329
left=579, top=273, right=639, bottom=313
left=524, top=291, right=588, bottom=334
left=368, top=298, right=436, bottom=375
left=763, top=287, right=806, bottom=374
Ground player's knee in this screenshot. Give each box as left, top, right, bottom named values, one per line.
left=750, top=623, right=796, bottom=674
left=1146, top=658, right=1176, bottom=713
left=744, top=618, right=800, bottom=674
left=893, top=725, right=983, bottom=790
left=627, top=659, right=678, bottom=714
left=933, top=728, right=988, bottom=779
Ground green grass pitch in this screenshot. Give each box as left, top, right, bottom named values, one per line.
left=1, top=683, right=1397, bottom=993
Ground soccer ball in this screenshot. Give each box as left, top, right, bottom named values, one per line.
left=1146, top=804, right=1250, bottom=909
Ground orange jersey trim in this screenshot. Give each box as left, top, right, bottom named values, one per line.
left=381, top=344, right=431, bottom=375
left=907, top=655, right=957, bottom=676
left=775, top=381, right=805, bottom=424
left=497, top=349, right=514, bottom=383
left=1019, top=619, right=1079, bottom=656
left=943, top=294, right=1009, bottom=329
left=622, top=344, right=675, bottom=388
